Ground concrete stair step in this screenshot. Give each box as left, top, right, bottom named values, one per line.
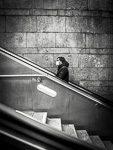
left=32, top=112, right=47, bottom=124
left=62, top=124, right=77, bottom=138
left=21, top=110, right=34, bottom=117
left=76, top=130, right=92, bottom=144
left=90, top=135, right=107, bottom=150
left=103, top=141, right=113, bottom=150
left=47, top=118, right=62, bottom=131
left=17, top=110, right=47, bottom=123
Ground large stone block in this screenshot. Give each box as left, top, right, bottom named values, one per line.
left=111, top=19, right=113, bottom=33
left=0, top=0, right=4, bottom=8
left=30, top=9, right=46, bottom=15
left=44, top=0, right=66, bottom=9
left=66, top=17, right=88, bottom=32
left=86, top=34, right=113, bottom=48
left=79, top=81, right=108, bottom=87
left=58, top=10, right=73, bottom=16
left=66, top=0, right=87, bottom=10
left=0, top=33, right=26, bottom=47
left=4, top=0, right=34, bottom=8
left=88, top=0, right=112, bottom=11
left=90, top=17, right=111, bottom=33
left=98, top=68, right=109, bottom=80
left=79, top=54, right=109, bottom=67
left=36, top=48, right=70, bottom=53
left=30, top=9, right=57, bottom=16
left=23, top=54, right=54, bottom=67
left=72, top=68, right=99, bottom=80
left=66, top=17, right=111, bottom=33
left=56, top=33, right=85, bottom=47
left=89, top=49, right=110, bottom=54
left=108, top=55, right=113, bottom=67
left=37, top=16, right=65, bottom=32
left=6, top=16, right=36, bottom=32
left=4, top=9, right=29, bottom=15
left=109, top=68, right=113, bottom=80
left=0, top=16, right=5, bottom=32
left=27, top=33, right=55, bottom=47
left=34, top=0, right=44, bottom=8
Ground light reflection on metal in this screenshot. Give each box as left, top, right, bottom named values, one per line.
left=0, top=74, right=45, bottom=78
left=37, top=84, right=57, bottom=98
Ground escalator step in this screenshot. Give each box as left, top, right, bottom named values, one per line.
left=90, top=135, right=107, bottom=150
left=47, top=118, right=62, bottom=131
left=32, top=112, right=47, bottom=123
left=76, top=130, right=92, bottom=144
left=62, top=124, right=77, bottom=138
left=103, top=141, right=113, bottom=150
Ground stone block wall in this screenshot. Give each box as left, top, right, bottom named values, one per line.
left=0, top=0, right=113, bottom=101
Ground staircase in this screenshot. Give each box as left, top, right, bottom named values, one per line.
left=17, top=110, right=113, bottom=150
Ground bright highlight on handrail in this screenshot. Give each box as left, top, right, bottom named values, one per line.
left=0, top=74, right=46, bottom=78
left=37, top=84, right=57, bottom=98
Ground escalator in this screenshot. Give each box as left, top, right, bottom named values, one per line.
left=0, top=47, right=113, bottom=150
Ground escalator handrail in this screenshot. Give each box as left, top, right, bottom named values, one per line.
left=0, top=103, right=103, bottom=150
left=0, top=47, right=113, bottom=110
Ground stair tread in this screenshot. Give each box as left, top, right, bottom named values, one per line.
left=47, top=118, right=62, bottom=131
left=90, top=135, right=107, bottom=150
left=103, top=141, right=113, bottom=150
left=62, top=124, right=77, bottom=137
left=32, top=112, right=47, bottom=124
left=22, top=110, right=34, bottom=117
left=77, top=130, right=92, bottom=144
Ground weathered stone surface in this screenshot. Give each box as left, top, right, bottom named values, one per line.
left=30, top=9, right=46, bottom=15
left=8, top=47, right=38, bottom=54
left=44, top=0, right=66, bottom=9
left=79, top=54, right=109, bottom=67
left=108, top=68, right=113, bottom=80
left=90, top=17, right=111, bottom=33
left=66, top=17, right=88, bottom=32
left=98, top=68, right=109, bottom=80
left=0, top=9, right=4, bottom=15
left=88, top=0, right=112, bottom=11
left=46, top=10, right=57, bottom=15
left=69, top=48, right=90, bottom=54
left=37, top=16, right=65, bottom=32
left=72, top=68, right=99, bottom=80
left=79, top=81, right=108, bottom=87
left=4, top=9, right=29, bottom=15
left=56, top=33, right=85, bottom=47
left=0, top=16, right=5, bottom=32
left=30, top=9, right=57, bottom=16
left=0, top=0, right=4, bottom=8
left=23, top=54, right=54, bottom=67
left=6, top=16, right=36, bottom=32
left=27, top=33, right=55, bottom=47
left=58, top=10, right=73, bottom=16
left=86, top=34, right=113, bottom=48
left=111, top=19, right=113, bottom=33
left=66, top=0, right=87, bottom=10
left=4, top=0, right=34, bottom=8
left=0, top=33, right=26, bottom=47
left=89, top=49, right=110, bottom=54
left=34, top=0, right=44, bottom=8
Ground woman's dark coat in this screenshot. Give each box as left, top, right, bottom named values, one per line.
left=56, top=58, right=69, bottom=82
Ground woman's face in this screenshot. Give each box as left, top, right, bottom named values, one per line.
left=56, top=58, right=62, bottom=66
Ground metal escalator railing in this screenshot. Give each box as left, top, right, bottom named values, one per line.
left=0, top=103, right=103, bottom=150
left=0, top=47, right=113, bottom=110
